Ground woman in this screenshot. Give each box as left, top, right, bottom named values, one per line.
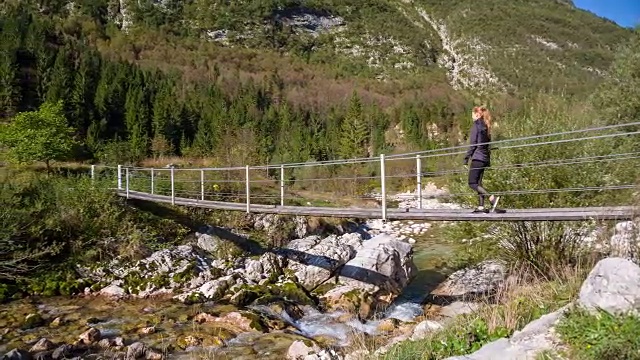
left=463, top=106, right=503, bottom=213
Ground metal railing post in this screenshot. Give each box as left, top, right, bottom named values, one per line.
left=245, top=165, right=250, bottom=213
left=125, top=167, right=129, bottom=199
left=170, top=167, right=175, bottom=205
left=200, top=169, right=205, bottom=201
left=91, top=165, right=95, bottom=181
left=150, top=169, right=154, bottom=195
left=280, top=164, right=285, bottom=207
left=380, top=154, right=387, bottom=221
left=117, top=165, right=122, bottom=190
left=416, top=155, right=422, bottom=210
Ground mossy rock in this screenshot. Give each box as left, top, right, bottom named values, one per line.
left=22, top=313, right=44, bottom=330
left=237, top=311, right=267, bottom=332
left=269, top=282, right=316, bottom=306
left=311, top=283, right=337, bottom=296
left=229, top=289, right=260, bottom=307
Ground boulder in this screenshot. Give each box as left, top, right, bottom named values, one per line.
left=337, top=234, right=417, bottom=294
left=2, top=349, right=32, bottom=360
left=410, top=320, right=443, bottom=340
left=243, top=252, right=286, bottom=283
left=196, top=230, right=222, bottom=253
left=284, top=233, right=363, bottom=290
left=79, top=327, right=101, bottom=344
left=286, top=340, right=320, bottom=360
left=99, top=284, right=127, bottom=299
left=578, top=257, right=640, bottom=315
left=431, top=260, right=507, bottom=300
left=29, top=339, right=55, bottom=353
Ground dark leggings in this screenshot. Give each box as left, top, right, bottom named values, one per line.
left=468, top=160, right=491, bottom=207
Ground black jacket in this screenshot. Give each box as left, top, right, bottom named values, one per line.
left=463, top=119, right=491, bottom=165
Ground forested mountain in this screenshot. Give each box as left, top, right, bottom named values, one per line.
left=0, top=0, right=634, bottom=167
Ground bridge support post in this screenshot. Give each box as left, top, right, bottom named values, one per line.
left=416, top=155, right=422, bottom=210
left=117, top=165, right=122, bottom=190
left=280, top=164, right=284, bottom=207
left=91, top=165, right=95, bottom=181
left=150, top=169, right=154, bottom=195
left=245, top=165, right=250, bottom=213
left=200, top=169, right=205, bottom=201
left=170, top=167, right=175, bottom=205
left=125, top=167, right=129, bottom=199
left=380, top=154, right=386, bottom=221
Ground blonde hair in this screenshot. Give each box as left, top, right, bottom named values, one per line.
left=474, top=106, right=492, bottom=133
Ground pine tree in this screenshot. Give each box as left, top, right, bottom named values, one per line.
left=338, top=91, right=369, bottom=159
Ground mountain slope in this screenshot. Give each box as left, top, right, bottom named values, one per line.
left=0, top=0, right=635, bottom=168
left=110, top=0, right=632, bottom=96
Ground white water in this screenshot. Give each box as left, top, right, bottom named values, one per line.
left=249, top=296, right=425, bottom=347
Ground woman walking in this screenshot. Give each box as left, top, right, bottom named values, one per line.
left=463, top=106, right=503, bottom=213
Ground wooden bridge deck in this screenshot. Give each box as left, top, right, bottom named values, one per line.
left=117, top=190, right=637, bottom=222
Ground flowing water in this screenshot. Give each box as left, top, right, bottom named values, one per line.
left=0, top=222, right=459, bottom=359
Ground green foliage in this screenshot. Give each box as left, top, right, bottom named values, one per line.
left=556, top=308, right=640, bottom=360
left=0, top=171, right=189, bottom=290
left=592, top=29, right=640, bottom=126
left=1, top=101, right=79, bottom=170
left=450, top=95, right=639, bottom=210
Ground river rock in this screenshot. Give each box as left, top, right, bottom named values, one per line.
left=197, top=275, right=237, bottom=301
left=283, top=233, right=363, bottom=290
left=578, top=257, right=640, bottom=315
left=81, top=244, right=220, bottom=298
left=337, top=234, right=417, bottom=294
left=286, top=340, right=320, bottom=359
left=410, top=320, right=443, bottom=340
left=126, top=342, right=147, bottom=359
left=196, top=228, right=222, bottom=253
left=29, top=339, right=55, bottom=353
left=99, top=284, right=127, bottom=299
left=23, top=314, right=44, bottom=329
left=2, top=349, right=32, bottom=360
left=242, top=252, right=286, bottom=283
left=431, top=260, right=507, bottom=300
left=32, top=351, right=52, bottom=360
left=79, top=327, right=101, bottom=344
left=51, top=345, right=73, bottom=360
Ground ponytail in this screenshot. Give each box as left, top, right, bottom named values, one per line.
left=479, top=106, right=492, bottom=134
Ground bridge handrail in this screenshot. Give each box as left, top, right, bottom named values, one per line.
left=95, top=120, right=640, bottom=172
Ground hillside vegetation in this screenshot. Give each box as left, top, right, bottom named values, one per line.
left=0, top=0, right=634, bottom=170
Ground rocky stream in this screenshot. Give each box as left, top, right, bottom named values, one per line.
left=2, top=187, right=637, bottom=360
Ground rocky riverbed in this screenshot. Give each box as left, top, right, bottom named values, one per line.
left=0, top=216, right=466, bottom=360
left=3, top=183, right=636, bottom=360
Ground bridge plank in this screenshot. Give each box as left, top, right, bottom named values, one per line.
left=116, top=190, right=637, bottom=222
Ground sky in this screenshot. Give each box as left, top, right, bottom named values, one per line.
left=574, top=0, right=640, bottom=28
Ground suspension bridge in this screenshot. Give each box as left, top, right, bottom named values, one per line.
left=91, top=121, right=640, bottom=222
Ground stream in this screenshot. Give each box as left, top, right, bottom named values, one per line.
left=0, top=222, right=460, bottom=359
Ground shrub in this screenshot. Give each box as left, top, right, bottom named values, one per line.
left=0, top=171, right=189, bottom=285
